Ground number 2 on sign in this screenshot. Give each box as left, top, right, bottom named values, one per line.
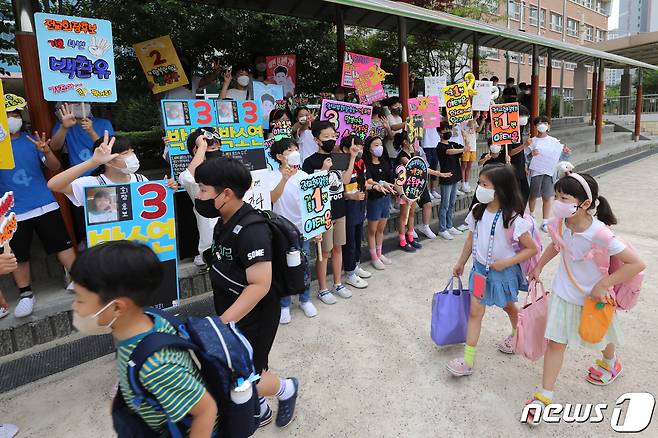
left=149, top=50, right=167, bottom=66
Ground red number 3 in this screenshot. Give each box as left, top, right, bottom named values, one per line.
left=242, top=101, right=258, bottom=124
left=138, top=183, right=167, bottom=220
left=194, top=101, right=213, bottom=125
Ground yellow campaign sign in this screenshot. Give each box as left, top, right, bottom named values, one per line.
left=443, top=82, right=473, bottom=125
left=0, top=81, right=15, bottom=170
left=133, top=35, right=189, bottom=94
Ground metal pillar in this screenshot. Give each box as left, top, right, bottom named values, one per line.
left=546, top=49, right=553, bottom=120
left=472, top=33, right=480, bottom=79
left=336, top=5, right=345, bottom=82
left=530, top=45, right=540, bottom=137
left=635, top=68, right=643, bottom=142
left=595, top=60, right=605, bottom=151
left=398, top=16, right=410, bottom=119
left=505, top=51, right=510, bottom=80
left=590, top=59, right=598, bottom=125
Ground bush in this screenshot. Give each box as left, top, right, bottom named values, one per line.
left=112, top=95, right=161, bottom=132
left=115, top=129, right=167, bottom=170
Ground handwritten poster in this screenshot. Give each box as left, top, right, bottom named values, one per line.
left=0, top=82, right=15, bottom=170
left=34, top=13, right=116, bottom=102
left=84, top=181, right=179, bottom=308
left=320, top=99, right=372, bottom=142
left=244, top=169, right=272, bottom=211
left=0, top=191, right=16, bottom=247
left=133, top=35, right=189, bottom=95
left=424, top=76, right=447, bottom=107
left=299, top=171, right=332, bottom=240
left=266, top=55, right=296, bottom=97
left=490, top=103, right=520, bottom=146
left=443, top=82, right=473, bottom=125
left=264, top=119, right=292, bottom=171
left=252, top=81, right=284, bottom=129
left=472, top=80, right=495, bottom=112
left=408, top=96, right=440, bottom=129
left=341, top=52, right=388, bottom=105
left=395, top=157, right=429, bottom=202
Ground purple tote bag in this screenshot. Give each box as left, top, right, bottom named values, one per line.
left=431, top=277, right=471, bottom=346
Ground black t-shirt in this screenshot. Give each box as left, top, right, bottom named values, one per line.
left=302, top=152, right=346, bottom=219
left=502, top=86, right=518, bottom=103
left=437, top=141, right=463, bottom=185
left=365, top=158, right=395, bottom=200
left=479, top=152, right=507, bottom=166
left=509, top=144, right=527, bottom=179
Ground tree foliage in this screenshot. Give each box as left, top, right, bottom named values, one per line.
left=0, top=2, right=17, bottom=76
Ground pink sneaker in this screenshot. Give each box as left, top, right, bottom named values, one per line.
left=496, top=335, right=515, bottom=354
left=446, top=357, right=473, bottom=376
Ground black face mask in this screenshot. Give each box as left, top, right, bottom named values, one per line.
left=391, top=107, right=402, bottom=115
left=205, top=150, right=222, bottom=161
left=320, top=140, right=335, bottom=153
left=441, top=132, right=452, bottom=141
left=195, top=194, right=222, bottom=219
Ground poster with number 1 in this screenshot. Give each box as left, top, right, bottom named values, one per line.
left=489, top=103, right=520, bottom=146
left=299, top=171, right=332, bottom=240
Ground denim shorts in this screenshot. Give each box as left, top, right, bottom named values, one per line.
left=366, top=196, right=391, bottom=221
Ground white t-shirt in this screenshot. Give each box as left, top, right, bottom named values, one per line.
left=462, top=122, right=477, bottom=152
left=451, top=122, right=465, bottom=147
left=528, top=135, right=563, bottom=177
left=297, top=129, right=318, bottom=162
left=266, top=169, right=309, bottom=234
left=422, top=127, right=439, bottom=150
left=179, top=169, right=218, bottom=253
left=384, top=113, right=403, bottom=157
left=466, top=209, right=532, bottom=265
left=225, top=88, right=248, bottom=100
left=67, top=174, right=147, bottom=207
left=163, top=76, right=201, bottom=100
left=552, top=218, right=625, bottom=305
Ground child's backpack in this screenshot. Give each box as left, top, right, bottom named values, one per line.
left=111, top=307, right=260, bottom=438
left=547, top=218, right=644, bottom=310
left=504, top=212, right=543, bottom=278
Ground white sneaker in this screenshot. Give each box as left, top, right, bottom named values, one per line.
left=457, top=223, right=470, bottom=232
left=14, top=295, right=34, bottom=318
left=438, top=231, right=454, bottom=240
left=463, top=182, right=473, bottom=193
left=279, top=306, right=291, bottom=324
left=418, top=224, right=436, bottom=239
left=429, top=191, right=436, bottom=200
left=356, top=266, right=372, bottom=278
left=334, top=284, right=353, bottom=299
left=431, top=190, right=441, bottom=199
left=345, top=273, right=368, bottom=289
left=318, top=289, right=337, bottom=305
left=193, top=254, right=206, bottom=267
left=0, top=424, right=19, bottom=438
left=371, top=258, right=386, bottom=270
left=456, top=189, right=465, bottom=196
left=448, top=227, right=463, bottom=235
left=378, top=254, right=392, bottom=265
left=0, top=308, right=8, bottom=319
left=412, top=230, right=419, bottom=240
left=299, top=301, right=318, bottom=318
left=540, top=223, right=549, bottom=233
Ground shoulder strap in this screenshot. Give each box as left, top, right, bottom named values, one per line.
left=97, top=175, right=107, bottom=185
left=136, top=174, right=145, bottom=182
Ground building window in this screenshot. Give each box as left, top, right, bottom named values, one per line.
left=567, top=18, right=579, bottom=37
left=508, top=1, right=521, bottom=21
left=539, top=56, right=546, bottom=67
left=551, top=59, right=562, bottom=69
left=595, top=0, right=610, bottom=15
left=529, top=6, right=538, bottom=26
left=479, top=47, right=499, bottom=60
left=573, top=0, right=593, bottom=8
left=564, top=62, right=577, bottom=70
left=583, top=24, right=593, bottom=41
left=595, top=29, right=606, bottom=42
left=550, top=13, right=563, bottom=32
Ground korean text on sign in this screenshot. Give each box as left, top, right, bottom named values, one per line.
left=490, top=103, right=520, bottom=146
left=133, top=35, right=189, bottom=95
left=320, top=99, right=373, bottom=142
left=443, top=82, right=473, bottom=125
left=341, top=52, right=388, bottom=105
left=299, top=171, right=332, bottom=240
left=34, top=13, right=116, bottom=102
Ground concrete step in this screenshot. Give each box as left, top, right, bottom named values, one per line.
left=548, top=116, right=585, bottom=129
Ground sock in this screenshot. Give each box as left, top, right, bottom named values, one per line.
left=18, top=286, right=33, bottom=298
left=399, top=234, right=407, bottom=246
left=369, top=249, right=378, bottom=261
left=539, top=388, right=554, bottom=401
left=276, top=378, right=296, bottom=401
left=511, top=327, right=517, bottom=337
left=376, top=245, right=382, bottom=258
left=259, top=396, right=269, bottom=416
left=406, top=232, right=414, bottom=243
left=464, top=345, right=476, bottom=367
left=603, top=355, right=616, bottom=368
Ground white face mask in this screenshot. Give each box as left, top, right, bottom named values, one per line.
left=7, top=117, right=22, bottom=134
left=237, top=75, right=250, bottom=87
left=489, top=145, right=502, bottom=154
left=72, top=300, right=117, bottom=336
left=551, top=200, right=579, bottom=218
left=476, top=185, right=496, bottom=204
left=537, top=123, right=549, bottom=133
left=286, top=150, right=301, bottom=167
left=113, top=154, right=140, bottom=174
left=519, top=116, right=529, bottom=126
left=256, top=63, right=267, bottom=72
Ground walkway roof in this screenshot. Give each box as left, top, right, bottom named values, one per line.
left=211, top=0, right=658, bottom=70
left=586, top=31, right=658, bottom=67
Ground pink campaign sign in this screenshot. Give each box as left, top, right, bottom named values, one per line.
left=408, top=96, right=441, bottom=129
left=320, top=99, right=373, bottom=142
left=341, top=51, right=388, bottom=105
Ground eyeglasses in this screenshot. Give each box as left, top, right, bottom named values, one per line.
left=201, top=129, right=221, bottom=141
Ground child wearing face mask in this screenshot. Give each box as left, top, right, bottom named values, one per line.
left=436, top=122, right=465, bottom=241
left=292, top=106, right=317, bottom=162
left=505, top=106, right=531, bottom=205
left=523, top=173, right=645, bottom=419
left=220, top=65, right=252, bottom=101
left=384, top=97, right=405, bottom=158
left=449, top=164, right=539, bottom=377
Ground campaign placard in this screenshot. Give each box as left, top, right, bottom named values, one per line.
left=395, top=156, right=429, bottom=202
left=34, top=13, right=116, bottom=102
left=299, top=171, right=332, bottom=240
left=84, top=181, right=179, bottom=308
left=263, top=119, right=293, bottom=171
left=443, top=82, right=473, bottom=125
left=424, top=76, right=447, bottom=107
left=341, top=52, right=388, bottom=105
left=472, top=80, right=495, bottom=112
left=408, top=96, right=440, bottom=129
left=244, top=169, right=272, bottom=211
left=133, top=35, right=189, bottom=95
left=320, top=99, right=373, bottom=142
left=490, top=103, right=520, bottom=146
left=266, top=55, right=296, bottom=97
left=252, top=81, right=284, bottom=129
left=0, top=81, right=15, bottom=170
left=216, top=100, right=267, bottom=171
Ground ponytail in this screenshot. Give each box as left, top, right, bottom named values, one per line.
left=595, top=195, right=617, bottom=226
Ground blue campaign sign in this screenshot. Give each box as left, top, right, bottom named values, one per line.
left=83, top=180, right=179, bottom=308
left=252, top=81, right=284, bottom=129
left=298, top=171, right=332, bottom=240
left=217, top=100, right=267, bottom=171
left=34, top=13, right=116, bottom=103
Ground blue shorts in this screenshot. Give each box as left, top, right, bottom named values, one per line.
left=366, top=196, right=390, bottom=221
left=469, top=259, right=528, bottom=308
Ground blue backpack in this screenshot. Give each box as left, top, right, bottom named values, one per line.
left=111, top=307, right=260, bottom=438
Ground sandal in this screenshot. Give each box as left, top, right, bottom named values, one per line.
left=496, top=335, right=515, bottom=354
left=522, top=392, right=551, bottom=425
left=586, top=358, right=622, bottom=386
left=446, top=357, right=473, bottom=377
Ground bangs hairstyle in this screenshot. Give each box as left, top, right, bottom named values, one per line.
left=554, top=173, right=617, bottom=225
left=91, top=136, right=132, bottom=175
left=70, top=240, right=163, bottom=306
left=195, top=156, right=252, bottom=199
left=362, top=135, right=387, bottom=164
left=472, top=163, right=525, bottom=228
left=270, top=137, right=298, bottom=163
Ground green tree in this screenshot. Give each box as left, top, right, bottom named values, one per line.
left=0, top=2, right=17, bottom=76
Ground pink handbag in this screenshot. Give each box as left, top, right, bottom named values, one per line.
left=512, top=280, right=550, bottom=361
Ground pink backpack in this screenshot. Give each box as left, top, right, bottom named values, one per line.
left=547, top=218, right=644, bottom=310
left=504, top=213, right=543, bottom=278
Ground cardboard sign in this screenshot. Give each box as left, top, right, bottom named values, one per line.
left=407, top=115, right=424, bottom=145
left=490, top=103, right=520, bottom=146
left=34, top=13, right=116, bottom=102
left=263, top=119, right=292, bottom=171
left=0, top=212, right=17, bottom=246
left=424, top=76, right=447, bottom=107
left=395, top=156, right=429, bottom=202
left=299, top=171, right=332, bottom=240
left=0, top=81, right=15, bottom=170
left=133, top=35, right=189, bottom=95
left=266, top=55, right=296, bottom=97
left=443, top=82, right=473, bottom=125
left=244, top=169, right=272, bottom=211
left=472, top=80, right=495, bottom=111
left=341, top=52, right=388, bottom=105
left=84, top=181, right=179, bottom=308
left=0, top=191, right=14, bottom=217
left=408, top=96, right=440, bottom=129
left=320, top=99, right=373, bottom=142
left=252, top=81, right=284, bottom=129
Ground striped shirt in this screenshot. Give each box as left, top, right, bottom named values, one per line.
left=116, top=313, right=206, bottom=433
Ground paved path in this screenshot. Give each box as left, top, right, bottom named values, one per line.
left=2, top=156, right=658, bottom=437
